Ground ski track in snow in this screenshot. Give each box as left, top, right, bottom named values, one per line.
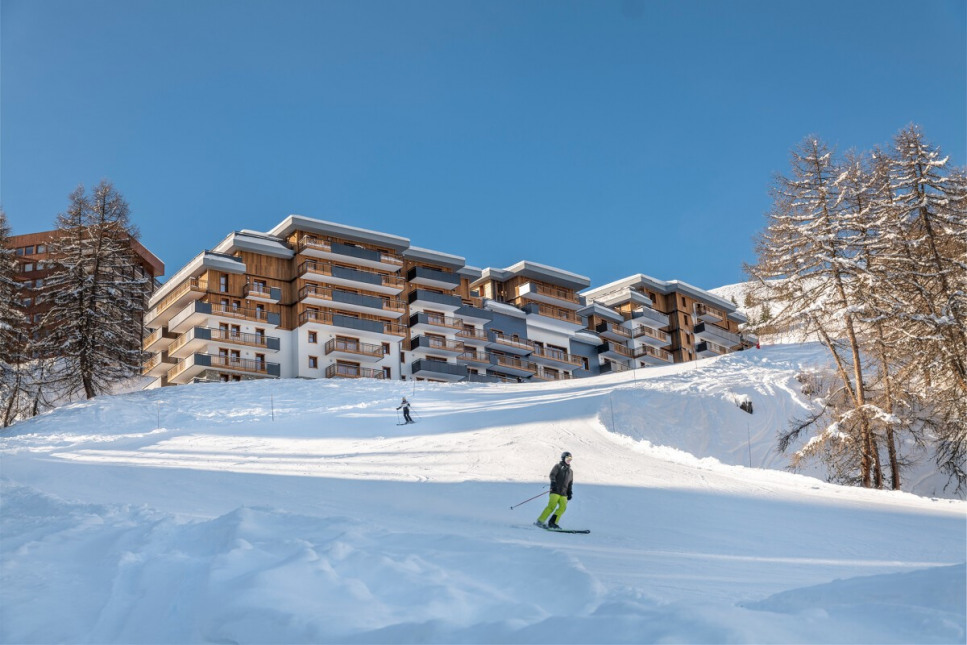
left=1, top=342, right=964, bottom=644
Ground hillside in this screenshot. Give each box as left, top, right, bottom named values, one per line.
left=1, top=342, right=964, bottom=643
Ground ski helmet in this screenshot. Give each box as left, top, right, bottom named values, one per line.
left=561, top=451, right=572, bottom=462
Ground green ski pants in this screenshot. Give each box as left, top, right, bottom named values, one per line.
left=537, top=493, right=568, bottom=523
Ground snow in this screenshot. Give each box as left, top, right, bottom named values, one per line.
left=1, top=343, right=964, bottom=644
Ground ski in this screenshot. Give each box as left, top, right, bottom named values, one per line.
left=541, top=526, right=590, bottom=534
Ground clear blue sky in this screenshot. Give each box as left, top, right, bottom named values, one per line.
left=2, top=0, right=965, bottom=291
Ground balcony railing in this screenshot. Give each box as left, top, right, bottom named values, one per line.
left=325, top=363, right=386, bottom=379
left=299, top=284, right=405, bottom=313
left=490, top=332, right=535, bottom=352
left=298, top=309, right=407, bottom=337
left=150, top=277, right=207, bottom=318
left=635, top=345, right=673, bottom=362
left=458, top=350, right=490, bottom=364
left=632, top=325, right=670, bottom=344
left=410, top=312, right=465, bottom=330
left=531, top=347, right=583, bottom=366
left=456, top=328, right=488, bottom=342
left=410, top=336, right=465, bottom=353
left=243, top=283, right=282, bottom=301
left=524, top=282, right=580, bottom=304
left=211, top=328, right=278, bottom=349
left=297, top=259, right=405, bottom=290
left=299, top=236, right=403, bottom=267
left=493, top=354, right=538, bottom=373
left=211, top=303, right=275, bottom=324
left=597, top=322, right=632, bottom=339
left=535, top=367, right=573, bottom=381
left=324, top=338, right=384, bottom=358
left=209, top=354, right=274, bottom=374
left=524, top=303, right=581, bottom=324
left=694, top=303, right=725, bottom=322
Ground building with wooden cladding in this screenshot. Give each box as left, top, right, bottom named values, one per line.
left=8, top=229, right=164, bottom=342
left=141, top=215, right=753, bottom=387
left=581, top=274, right=754, bottom=375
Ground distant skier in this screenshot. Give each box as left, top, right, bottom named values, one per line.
left=397, top=397, right=414, bottom=424
left=534, top=451, right=573, bottom=529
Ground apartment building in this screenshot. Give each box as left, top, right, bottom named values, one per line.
left=141, top=215, right=752, bottom=388
left=8, top=229, right=164, bottom=341
left=581, top=274, right=753, bottom=373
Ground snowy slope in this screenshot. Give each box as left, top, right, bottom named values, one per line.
left=1, top=343, right=964, bottom=644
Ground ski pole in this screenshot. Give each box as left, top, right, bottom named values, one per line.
left=510, top=489, right=548, bottom=510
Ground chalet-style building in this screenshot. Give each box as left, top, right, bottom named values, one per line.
left=140, top=215, right=752, bottom=387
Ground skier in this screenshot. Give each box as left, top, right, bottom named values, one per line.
left=397, top=397, right=414, bottom=424
left=534, top=451, right=573, bottom=529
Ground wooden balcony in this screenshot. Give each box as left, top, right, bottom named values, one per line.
left=635, top=344, right=674, bottom=365
left=534, top=367, right=573, bottom=381
left=298, top=309, right=407, bottom=337
left=632, top=325, right=671, bottom=347
left=299, top=284, right=406, bottom=318
left=519, top=282, right=582, bottom=309
left=296, top=259, right=404, bottom=295
left=488, top=332, right=535, bottom=354
left=324, top=363, right=386, bottom=379
left=324, top=338, right=385, bottom=361
left=145, top=277, right=207, bottom=327
left=298, top=236, right=404, bottom=271
left=531, top=347, right=584, bottom=367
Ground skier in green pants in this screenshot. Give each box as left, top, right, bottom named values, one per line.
left=535, top=451, right=573, bottom=529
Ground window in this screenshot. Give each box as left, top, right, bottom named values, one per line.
left=230, top=350, right=241, bottom=364
left=23, top=263, right=33, bottom=273
left=383, top=367, right=392, bottom=379
left=255, top=353, right=266, bottom=369
left=381, top=342, right=390, bottom=356
left=36, top=244, right=46, bottom=254
left=219, top=275, right=228, bottom=292
left=231, top=325, right=241, bottom=338
left=308, top=331, right=317, bottom=344
left=255, top=328, right=265, bottom=343
left=308, top=356, right=318, bottom=369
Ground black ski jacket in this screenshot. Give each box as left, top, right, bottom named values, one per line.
left=549, top=461, right=573, bottom=498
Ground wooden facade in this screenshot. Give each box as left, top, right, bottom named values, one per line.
left=141, top=216, right=754, bottom=388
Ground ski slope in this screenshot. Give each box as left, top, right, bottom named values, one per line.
left=1, top=343, right=964, bottom=643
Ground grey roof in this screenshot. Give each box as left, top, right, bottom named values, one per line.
left=214, top=231, right=294, bottom=259
left=269, top=215, right=410, bottom=251
left=403, top=246, right=465, bottom=270
left=473, top=260, right=590, bottom=291
left=583, top=273, right=740, bottom=314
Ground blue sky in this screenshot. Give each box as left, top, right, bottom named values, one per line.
left=2, top=0, right=965, bottom=291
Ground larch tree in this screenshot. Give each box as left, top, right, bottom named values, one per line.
left=750, top=126, right=967, bottom=495
left=750, top=138, right=879, bottom=488
left=37, top=181, right=152, bottom=400
left=0, top=208, right=31, bottom=426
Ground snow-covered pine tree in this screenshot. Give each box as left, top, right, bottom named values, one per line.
left=37, top=182, right=152, bottom=400
left=749, top=137, right=878, bottom=487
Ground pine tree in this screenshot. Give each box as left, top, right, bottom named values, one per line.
left=37, top=182, right=152, bottom=399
